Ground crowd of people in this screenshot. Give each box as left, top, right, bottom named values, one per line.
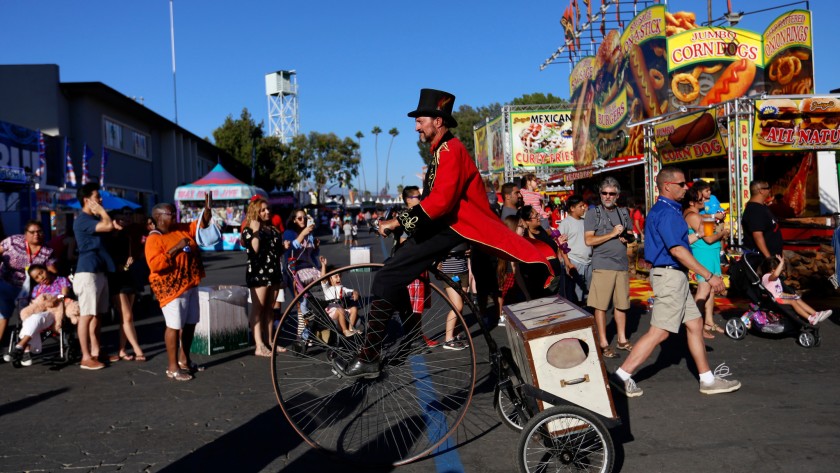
left=0, top=183, right=216, bottom=381
left=0, top=89, right=832, bottom=398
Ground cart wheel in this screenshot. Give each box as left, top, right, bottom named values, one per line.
left=272, top=264, right=476, bottom=467
left=725, top=318, right=747, bottom=340
left=798, top=331, right=816, bottom=348
left=495, top=384, right=526, bottom=431
left=518, top=405, right=614, bottom=473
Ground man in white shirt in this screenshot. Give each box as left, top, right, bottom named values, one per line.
left=559, top=195, right=592, bottom=304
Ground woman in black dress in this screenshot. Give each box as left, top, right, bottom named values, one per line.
left=241, top=197, right=285, bottom=356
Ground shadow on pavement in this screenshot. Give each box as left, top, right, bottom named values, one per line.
left=158, top=406, right=294, bottom=472
left=0, top=388, right=69, bottom=418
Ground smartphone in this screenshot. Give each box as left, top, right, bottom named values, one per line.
left=57, top=294, right=65, bottom=299
left=306, top=216, right=315, bottom=227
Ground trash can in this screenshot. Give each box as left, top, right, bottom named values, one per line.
left=350, top=245, right=371, bottom=265
left=192, top=285, right=250, bottom=355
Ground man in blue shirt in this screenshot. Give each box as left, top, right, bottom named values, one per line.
left=610, top=166, right=741, bottom=397
left=74, top=183, right=122, bottom=370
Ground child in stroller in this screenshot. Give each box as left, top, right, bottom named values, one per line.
left=760, top=255, right=832, bottom=325
left=319, top=256, right=360, bottom=337
left=727, top=251, right=828, bottom=347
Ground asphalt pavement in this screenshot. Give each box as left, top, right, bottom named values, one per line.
left=1, top=227, right=839, bottom=473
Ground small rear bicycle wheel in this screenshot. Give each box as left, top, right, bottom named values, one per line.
left=518, top=405, right=614, bottom=473
left=271, top=263, right=476, bottom=466
left=495, top=383, right=526, bottom=431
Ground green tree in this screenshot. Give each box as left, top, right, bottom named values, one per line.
left=385, top=127, right=398, bottom=194
left=510, top=92, right=571, bottom=108
left=355, top=131, right=367, bottom=194
left=212, top=108, right=293, bottom=190
left=264, top=135, right=299, bottom=190
left=371, top=126, right=382, bottom=196
left=285, top=132, right=359, bottom=204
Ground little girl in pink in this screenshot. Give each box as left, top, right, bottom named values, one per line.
left=760, top=255, right=831, bottom=325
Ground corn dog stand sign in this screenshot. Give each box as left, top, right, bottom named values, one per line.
left=653, top=110, right=727, bottom=164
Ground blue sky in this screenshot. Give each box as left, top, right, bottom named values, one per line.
left=2, top=1, right=837, bottom=195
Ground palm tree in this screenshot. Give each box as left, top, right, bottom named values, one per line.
left=371, top=126, right=382, bottom=196
left=385, top=127, right=399, bottom=195
left=355, top=131, right=366, bottom=195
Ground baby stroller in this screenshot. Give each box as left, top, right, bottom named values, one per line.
left=725, top=252, right=820, bottom=347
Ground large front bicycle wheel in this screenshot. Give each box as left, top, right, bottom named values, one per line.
left=271, top=263, right=476, bottom=466
left=518, top=405, right=614, bottom=473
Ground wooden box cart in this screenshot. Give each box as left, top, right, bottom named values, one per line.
left=503, top=296, right=617, bottom=420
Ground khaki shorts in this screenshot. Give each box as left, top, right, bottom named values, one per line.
left=587, top=269, right=630, bottom=311
left=649, top=267, right=701, bottom=333
left=74, top=272, right=110, bottom=316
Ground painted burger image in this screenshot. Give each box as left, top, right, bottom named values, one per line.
left=757, top=98, right=798, bottom=147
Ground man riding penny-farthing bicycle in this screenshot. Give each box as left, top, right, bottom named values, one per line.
left=272, top=89, right=618, bottom=472
left=334, top=88, right=553, bottom=379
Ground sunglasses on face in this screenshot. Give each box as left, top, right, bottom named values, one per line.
left=666, top=181, right=687, bottom=188
left=601, top=192, right=618, bottom=197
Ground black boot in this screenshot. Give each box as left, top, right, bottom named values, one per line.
left=335, top=356, right=381, bottom=379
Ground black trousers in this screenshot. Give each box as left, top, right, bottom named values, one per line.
left=372, top=226, right=465, bottom=309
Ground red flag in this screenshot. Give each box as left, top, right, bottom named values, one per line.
left=562, top=5, right=576, bottom=51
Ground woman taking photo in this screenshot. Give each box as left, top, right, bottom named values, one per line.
left=283, top=209, right=321, bottom=344
left=242, top=197, right=285, bottom=356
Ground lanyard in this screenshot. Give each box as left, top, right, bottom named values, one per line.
left=25, top=242, right=41, bottom=269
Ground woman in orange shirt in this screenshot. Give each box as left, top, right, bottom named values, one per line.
left=146, top=195, right=213, bottom=381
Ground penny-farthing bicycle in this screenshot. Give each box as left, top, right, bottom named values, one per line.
left=271, top=261, right=618, bottom=472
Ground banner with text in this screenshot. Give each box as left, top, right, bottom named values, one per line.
left=653, top=109, right=726, bottom=164
left=754, top=96, right=840, bottom=151
left=509, top=110, right=574, bottom=167
left=569, top=5, right=666, bottom=168
left=487, top=116, right=505, bottom=173
left=473, top=123, right=490, bottom=173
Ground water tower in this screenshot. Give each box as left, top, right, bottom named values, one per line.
left=265, top=70, right=299, bottom=143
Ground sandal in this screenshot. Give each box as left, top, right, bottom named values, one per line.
left=166, top=369, right=193, bottom=382
left=254, top=348, right=272, bottom=358
left=600, top=346, right=619, bottom=359
left=178, top=361, right=206, bottom=372
left=275, top=345, right=288, bottom=353
left=108, top=354, right=135, bottom=362
left=134, top=355, right=147, bottom=362
left=712, top=323, right=725, bottom=334
left=703, top=325, right=717, bottom=339
left=616, top=341, right=633, bottom=352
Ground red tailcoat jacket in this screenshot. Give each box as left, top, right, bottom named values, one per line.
left=398, top=132, right=553, bottom=278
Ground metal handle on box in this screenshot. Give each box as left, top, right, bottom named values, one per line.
left=559, top=374, right=590, bottom=387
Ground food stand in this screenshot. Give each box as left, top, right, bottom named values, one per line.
left=174, top=163, right=267, bottom=251
left=536, top=3, right=838, bottom=288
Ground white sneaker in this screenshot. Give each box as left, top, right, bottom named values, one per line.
left=497, top=315, right=506, bottom=327
left=700, top=363, right=741, bottom=395
left=609, top=372, right=643, bottom=398
left=817, top=310, right=833, bottom=323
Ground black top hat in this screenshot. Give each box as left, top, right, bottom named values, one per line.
left=407, top=88, right=458, bottom=128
